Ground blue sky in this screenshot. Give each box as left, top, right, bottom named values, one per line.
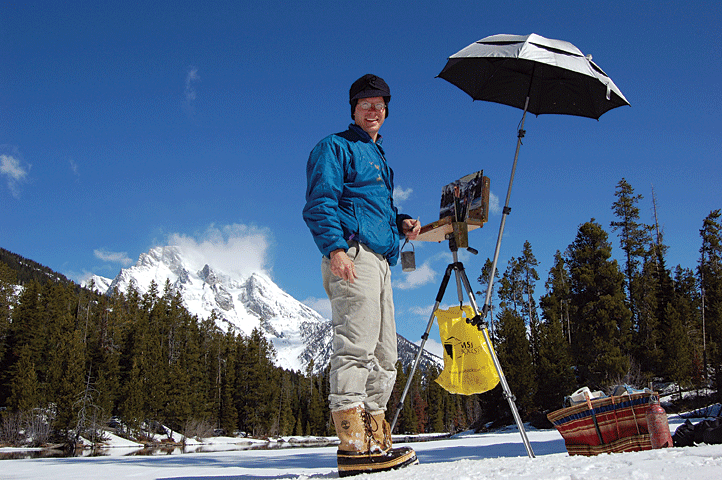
left=2, top=1, right=720, bottom=347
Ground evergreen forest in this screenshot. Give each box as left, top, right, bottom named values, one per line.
left=1, top=178, right=720, bottom=446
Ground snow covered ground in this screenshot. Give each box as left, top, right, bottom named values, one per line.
left=1, top=415, right=720, bottom=479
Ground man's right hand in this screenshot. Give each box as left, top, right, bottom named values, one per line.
left=329, top=249, right=357, bottom=283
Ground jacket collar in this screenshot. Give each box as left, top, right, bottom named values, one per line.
left=349, top=123, right=383, bottom=145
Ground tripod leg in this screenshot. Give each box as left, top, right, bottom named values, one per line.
left=458, top=264, right=535, bottom=458
left=390, top=263, right=454, bottom=433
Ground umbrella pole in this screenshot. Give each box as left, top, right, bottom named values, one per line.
left=477, top=97, right=536, bottom=459
left=481, top=96, right=529, bottom=318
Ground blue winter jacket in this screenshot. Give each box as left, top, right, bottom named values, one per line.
left=303, top=124, right=410, bottom=266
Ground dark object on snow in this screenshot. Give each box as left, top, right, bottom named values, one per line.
left=673, top=419, right=696, bottom=447
left=702, top=420, right=722, bottom=444
left=529, top=411, right=553, bottom=430
left=673, top=417, right=722, bottom=446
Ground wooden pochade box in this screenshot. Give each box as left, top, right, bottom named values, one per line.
left=547, top=392, right=655, bottom=456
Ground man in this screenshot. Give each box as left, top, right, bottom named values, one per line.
left=302, top=74, right=420, bottom=477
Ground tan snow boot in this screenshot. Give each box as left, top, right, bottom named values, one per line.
left=332, top=405, right=418, bottom=477
left=369, top=410, right=393, bottom=451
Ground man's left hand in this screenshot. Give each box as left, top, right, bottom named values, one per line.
left=402, top=218, right=421, bottom=240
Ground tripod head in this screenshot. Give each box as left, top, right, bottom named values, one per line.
left=445, top=221, right=478, bottom=255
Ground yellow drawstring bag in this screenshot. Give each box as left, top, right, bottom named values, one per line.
left=434, top=305, right=500, bottom=395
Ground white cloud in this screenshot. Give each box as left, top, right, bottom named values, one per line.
left=393, top=261, right=436, bottom=290
left=410, top=304, right=433, bottom=316
left=302, top=296, right=331, bottom=320
left=69, top=159, right=79, bottom=176
left=1, top=153, right=29, bottom=198
left=167, top=223, right=271, bottom=278
left=393, top=185, right=412, bottom=204
left=489, top=191, right=501, bottom=215
left=185, top=66, right=199, bottom=103
left=90, top=224, right=271, bottom=283
left=410, top=302, right=465, bottom=318
left=0, top=154, right=27, bottom=180
left=416, top=336, right=444, bottom=359
left=94, top=249, right=133, bottom=267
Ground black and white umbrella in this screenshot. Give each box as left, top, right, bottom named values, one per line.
left=438, top=33, right=629, bottom=118
left=438, top=32, right=629, bottom=316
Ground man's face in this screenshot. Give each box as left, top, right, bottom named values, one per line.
left=354, top=96, right=386, bottom=140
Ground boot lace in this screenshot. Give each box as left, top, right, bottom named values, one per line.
left=362, top=410, right=384, bottom=454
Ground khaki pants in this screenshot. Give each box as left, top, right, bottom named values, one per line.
left=323, top=241, right=398, bottom=413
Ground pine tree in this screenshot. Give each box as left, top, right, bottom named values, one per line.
left=403, top=368, right=418, bottom=433
left=277, top=371, right=296, bottom=436
left=494, top=307, right=536, bottom=418
left=477, top=258, right=500, bottom=339
left=235, top=328, right=280, bottom=437
left=652, top=252, right=679, bottom=376
left=537, top=252, right=577, bottom=412
left=117, top=284, right=150, bottom=437
left=662, top=302, right=693, bottom=390
left=52, top=329, right=86, bottom=436
left=320, top=364, right=332, bottom=435
left=196, top=313, right=221, bottom=423
left=493, top=252, right=537, bottom=418
left=390, top=361, right=412, bottom=433
left=634, top=257, right=662, bottom=377
left=92, top=292, right=125, bottom=423
left=218, top=331, right=238, bottom=435
left=1, top=280, right=45, bottom=405
left=450, top=394, right=470, bottom=432
left=307, top=372, right=326, bottom=435
left=518, top=241, right=541, bottom=370
left=410, top=368, right=428, bottom=433
left=566, top=219, right=632, bottom=388
left=497, top=257, right=523, bottom=313
left=0, top=262, right=17, bottom=364
left=142, top=282, right=172, bottom=424
left=7, top=344, right=39, bottom=412
left=44, top=282, right=83, bottom=428
left=699, top=209, right=722, bottom=395
left=120, top=359, right=145, bottom=437
left=161, top=300, right=197, bottom=434
left=293, top=416, right=303, bottom=436
left=425, top=363, right=446, bottom=432
left=204, top=319, right=224, bottom=430
left=673, top=266, right=704, bottom=387
left=541, top=252, right=572, bottom=343
left=610, top=179, right=651, bottom=332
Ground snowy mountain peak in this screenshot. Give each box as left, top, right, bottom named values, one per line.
left=86, top=274, right=113, bottom=294
left=198, top=264, right=220, bottom=285
left=87, top=244, right=332, bottom=373
left=85, top=244, right=439, bottom=374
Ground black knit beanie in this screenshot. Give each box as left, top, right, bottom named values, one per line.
left=349, top=74, right=390, bottom=120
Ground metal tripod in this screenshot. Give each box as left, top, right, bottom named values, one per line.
left=389, top=229, right=535, bottom=458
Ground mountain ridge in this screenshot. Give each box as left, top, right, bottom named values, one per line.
left=84, top=245, right=441, bottom=374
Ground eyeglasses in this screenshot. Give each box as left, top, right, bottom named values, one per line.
left=358, top=101, right=386, bottom=112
